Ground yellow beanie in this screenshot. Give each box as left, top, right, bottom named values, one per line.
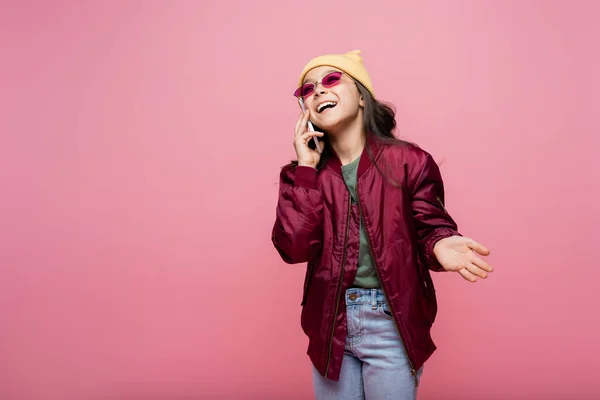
left=297, top=50, right=375, bottom=98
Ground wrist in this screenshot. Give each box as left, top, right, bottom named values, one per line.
left=297, top=161, right=317, bottom=169
left=433, top=237, right=445, bottom=250
left=433, top=237, right=449, bottom=260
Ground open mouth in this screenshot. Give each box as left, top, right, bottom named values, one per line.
left=317, top=101, right=337, bottom=113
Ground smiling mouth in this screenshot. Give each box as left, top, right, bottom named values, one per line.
left=317, top=102, right=337, bottom=113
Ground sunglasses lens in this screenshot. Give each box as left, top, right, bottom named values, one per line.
left=322, top=72, right=343, bottom=87
left=294, top=83, right=315, bottom=98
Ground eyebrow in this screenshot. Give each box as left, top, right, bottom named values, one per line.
left=302, top=69, right=338, bottom=85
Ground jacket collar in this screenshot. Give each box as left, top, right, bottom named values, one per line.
left=326, top=134, right=383, bottom=179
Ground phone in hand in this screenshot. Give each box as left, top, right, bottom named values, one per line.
left=297, top=98, right=323, bottom=153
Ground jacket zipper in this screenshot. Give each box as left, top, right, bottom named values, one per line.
left=324, top=193, right=352, bottom=377
left=356, top=182, right=420, bottom=388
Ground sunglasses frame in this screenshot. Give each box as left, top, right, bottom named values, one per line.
left=294, top=71, right=346, bottom=98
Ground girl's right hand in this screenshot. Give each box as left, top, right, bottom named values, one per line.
left=294, top=109, right=324, bottom=168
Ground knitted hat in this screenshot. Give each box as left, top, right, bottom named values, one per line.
left=297, top=50, right=375, bottom=97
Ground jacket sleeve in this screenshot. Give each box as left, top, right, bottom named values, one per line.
left=271, top=165, right=324, bottom=264
left=410, top=151, right=461, bottom=272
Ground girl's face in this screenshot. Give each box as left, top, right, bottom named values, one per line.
left=301, top=67, right=365, bottom=133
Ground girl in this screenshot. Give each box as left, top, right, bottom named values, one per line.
left=271, top=50, right=492, bottom=400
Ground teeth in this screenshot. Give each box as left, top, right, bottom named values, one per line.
left=317, top=101, right=337, bottom=113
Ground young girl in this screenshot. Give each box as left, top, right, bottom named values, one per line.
left=271, top=50, right=492, bottom=400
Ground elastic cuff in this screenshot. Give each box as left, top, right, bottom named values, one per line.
left=425, top=229, right=461, bottom=271
left=294, top=166, right=319, bottom=190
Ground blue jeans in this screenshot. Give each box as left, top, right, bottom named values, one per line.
left=312, top=288, right=424, bottom=400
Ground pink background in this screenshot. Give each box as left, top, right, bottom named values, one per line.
left=1, top=0, right=599, bottom=399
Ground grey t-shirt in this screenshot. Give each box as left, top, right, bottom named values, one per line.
left=341, top=156, right=381, bottom=288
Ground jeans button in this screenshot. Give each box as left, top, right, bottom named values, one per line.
left=349, top=293, right=358, bottom=301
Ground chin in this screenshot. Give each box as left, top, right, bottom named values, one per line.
left=318, top=118, right=349, bottom=134
left=315, top=116, right=342, bottom=129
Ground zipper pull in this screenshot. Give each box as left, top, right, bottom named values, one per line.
left=436, top=196, right=448, bottom=214
left=412, top=369, right=419, bottom=387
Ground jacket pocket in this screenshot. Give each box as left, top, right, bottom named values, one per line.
left=422, top=267, right=436, bottom=299
left=301, top=261, right=314, bottom=306
left=417, top=257, right=438, bottom=326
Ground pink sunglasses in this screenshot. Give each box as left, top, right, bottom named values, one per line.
left=294, top=71, right=344, bottom=98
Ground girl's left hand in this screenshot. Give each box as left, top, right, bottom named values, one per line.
left=433, top=236, right=493, bottom=282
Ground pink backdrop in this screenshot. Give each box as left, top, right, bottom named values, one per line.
left=1, top=1, right=599, bottom=399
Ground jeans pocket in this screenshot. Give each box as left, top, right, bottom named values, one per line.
left=378, top=302, right=394, bottom=320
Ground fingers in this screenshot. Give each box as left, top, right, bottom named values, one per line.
left=295, top=110, right=307, bottom=134
left=295, top=130, right=324, bottom=153
left=299, top=130, right=324, bottom=142
left=470, top=254, right=493, bottom=273
left=295, top=109, right=311, bottom=138
left=295, top=112, right=302, bottom=133
left=293, top=109, right=324, bottom=166
left=465, top=238, right=490, bottom=256
left=464, top=263, right=489, bottom=279
left=459, top=257, right=493, bottom=282
left=458, top=268, right=478, bottom=283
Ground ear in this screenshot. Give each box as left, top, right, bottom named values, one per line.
left=359, top=95, right=365, bottom=108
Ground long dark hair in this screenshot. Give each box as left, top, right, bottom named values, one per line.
left=287, top=81, right=412, bottom=185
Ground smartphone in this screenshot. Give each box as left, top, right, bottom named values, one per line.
left=297, top=98, right=323, bottom=153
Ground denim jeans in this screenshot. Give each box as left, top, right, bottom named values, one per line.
left=312, top=288, right=424, bottom=400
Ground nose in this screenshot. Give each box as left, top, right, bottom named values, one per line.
left=314, top=84, right=327, bottom=97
